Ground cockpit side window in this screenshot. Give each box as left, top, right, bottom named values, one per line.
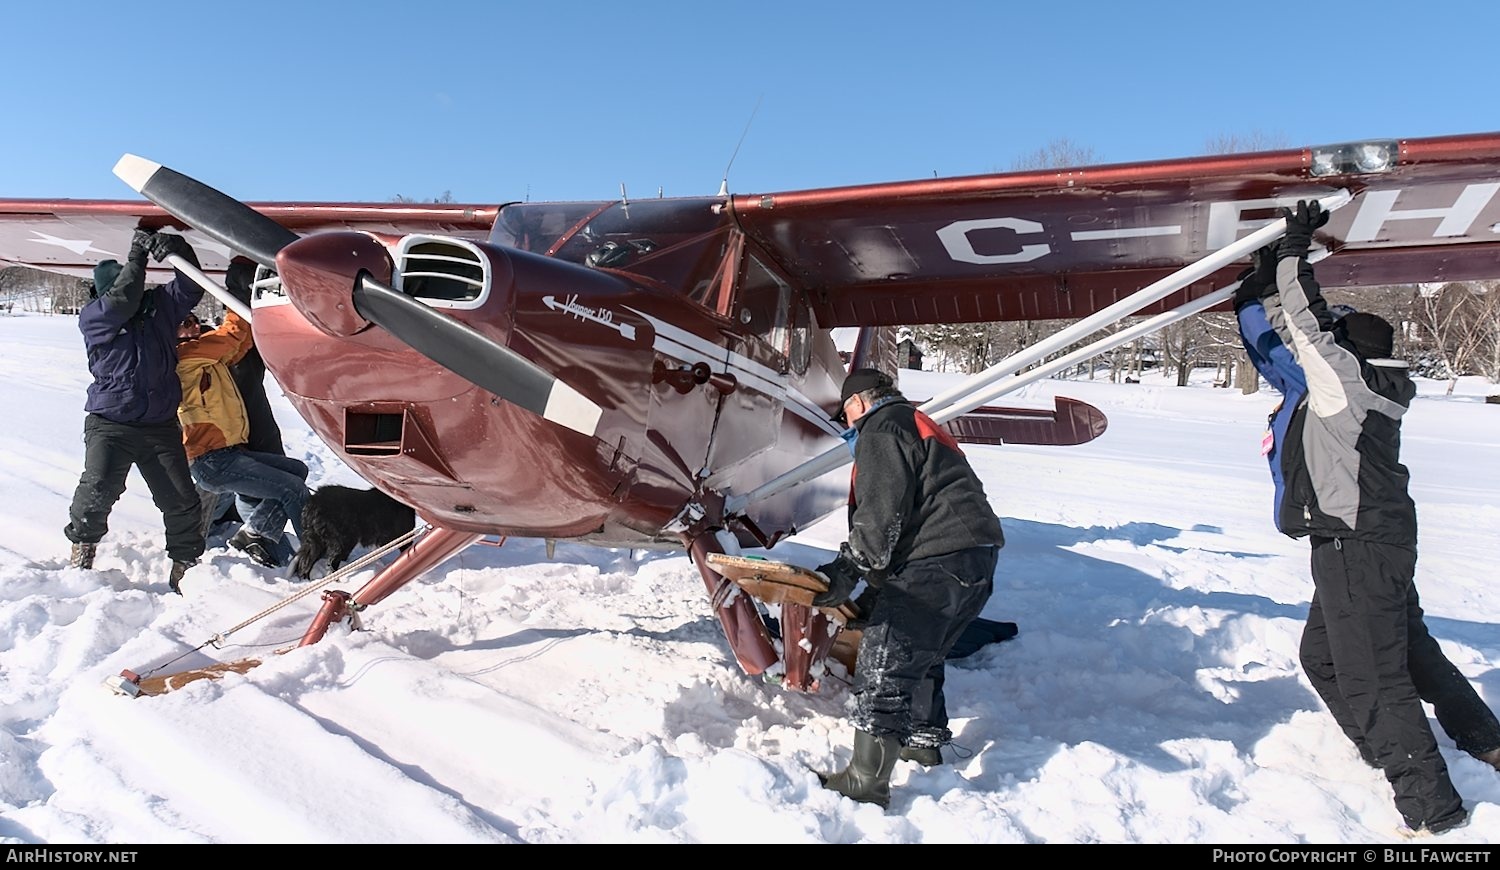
left=737, top=255, right=791, bottom=357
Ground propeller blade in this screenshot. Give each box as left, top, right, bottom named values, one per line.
left=113, top=154, right=297, bottom=268
left=352, top=275, right=602, bottom=437
left=114, top=153, right=604, bottom=439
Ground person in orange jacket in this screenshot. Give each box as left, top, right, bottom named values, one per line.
left=173, top=243, right=310, bottom=570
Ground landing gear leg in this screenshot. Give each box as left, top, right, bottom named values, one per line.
left=685, top=531, right=779, bottom=676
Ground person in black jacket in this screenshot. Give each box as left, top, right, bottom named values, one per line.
left=63, top=230, right=206, bottom=593
left=1253, top=200, right=1489, bottom=836
left=198, top=258, right=291, bottom=542
left=811, top=368, right=1005, bottom=809
left=225, top=257, right=285, bottom=457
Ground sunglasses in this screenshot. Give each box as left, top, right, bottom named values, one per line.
left=833, top=395, right=857, bottom=427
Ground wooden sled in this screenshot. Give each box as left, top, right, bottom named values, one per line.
left=108, top=643, right=300, bottom=698
left=133, top=659, right=264, bottom=696
left=106, top=657, right=266, bottom=698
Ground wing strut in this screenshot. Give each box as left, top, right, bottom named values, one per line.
left=917, top=189, right=1351, bottom=419
left=723, top=191, right=1352, bottom=518
left=164, top=253, right=254, bottom=321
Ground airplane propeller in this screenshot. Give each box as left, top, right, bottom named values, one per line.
left=112, top=154, right=603, bottom=438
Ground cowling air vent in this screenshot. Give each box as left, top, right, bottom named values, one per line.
left=393, top=235, right=490, bottom=309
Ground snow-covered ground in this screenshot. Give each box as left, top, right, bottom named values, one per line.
left=2, top=314, right=1497, bottom=844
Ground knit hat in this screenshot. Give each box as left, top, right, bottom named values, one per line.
left=91, top=260, right=122, bottom=299
left=1340, top=311, right=1395, bottom=359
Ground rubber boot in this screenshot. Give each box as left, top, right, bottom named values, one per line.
left=819, top=730, right=901, bottom=808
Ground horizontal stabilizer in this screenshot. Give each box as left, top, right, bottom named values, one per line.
left=941, top=396, right=1106, bottom=447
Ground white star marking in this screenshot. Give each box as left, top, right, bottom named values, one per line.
left=28, top=231, right=113, bottom=257
left=185, top=233, right=232, bottom=261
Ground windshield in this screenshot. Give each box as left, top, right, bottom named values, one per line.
left=490, top=197, right=730, bottom=267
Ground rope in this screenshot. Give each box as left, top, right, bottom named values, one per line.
left=136, top=524, right=431, bottom=679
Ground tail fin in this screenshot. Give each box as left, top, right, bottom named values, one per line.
left=941, top=396, right=1108, bottom=447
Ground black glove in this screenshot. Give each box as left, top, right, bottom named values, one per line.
left=148, top=232, right=200, bottom=268
left=1233, top=244, right=1278, bottom=310
left=1278, top=200, right=1329, bottom=261
left=846, top=585, right=881, bottom=630
left=127, top=229, right=153, bottom=266
left=225, top=259, right=256, bottom=306
left=812, top=549, right=861, bottom=608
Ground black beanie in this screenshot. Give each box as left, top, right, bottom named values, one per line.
left=91, top=260, right=121, bottom=299
left=1340, top=312, right=1394, bottom=359
left=831, top=368, right=895, bottom=421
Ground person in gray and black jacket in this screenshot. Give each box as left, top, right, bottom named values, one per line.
left=1259, top=200, right=1494, bottom=836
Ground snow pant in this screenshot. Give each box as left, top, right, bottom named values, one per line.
left=189, top=446, right=310, bottom=541
left=1300, top=537, right=1466, bottom=832
left=852, top=545, right=997, bottom=743
left=64, top=414, right=204, bottom=564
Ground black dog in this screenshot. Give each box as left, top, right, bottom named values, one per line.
left=290, top=485, right=417, bottom=580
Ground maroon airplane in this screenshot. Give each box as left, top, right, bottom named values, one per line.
left=3, top=131, right=1499, bottom=692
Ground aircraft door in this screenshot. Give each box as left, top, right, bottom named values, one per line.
left=706, top=255, right=799, bottom=474
left=640, top=313, right=731, bottom=502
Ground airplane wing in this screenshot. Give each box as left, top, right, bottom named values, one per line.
left=0, top=198, right=499, bottom=283
left=729, top=131, right=1500, bottom=326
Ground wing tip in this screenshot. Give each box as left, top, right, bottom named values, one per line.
left=112, top=154, right=161, bottom=194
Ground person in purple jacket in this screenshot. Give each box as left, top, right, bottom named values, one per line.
left=63, top=230, right=207, bottom=593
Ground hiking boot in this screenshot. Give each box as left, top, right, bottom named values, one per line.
left=228, top=527, right=284, bottom=569
left=818, top=730, right=901, bottom=809
left=168, top=559, right=196, bottom=595
left=900, top=745, right=944, bottom=766
left=69, top=541, right=97, bottom=569
left=1476, top=747, right=1500, bottom=772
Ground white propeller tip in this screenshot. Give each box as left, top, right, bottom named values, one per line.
left=113, top=154, right=161, bottom=194
left=543, top=384, right=603, bottom=438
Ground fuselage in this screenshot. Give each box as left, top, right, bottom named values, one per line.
left=254, top=196, right=851, bottom=547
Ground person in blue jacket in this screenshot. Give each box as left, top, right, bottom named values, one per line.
left=1236, top=202, right=1499, bottom=835
left=63, top=230, right=207, bottom=593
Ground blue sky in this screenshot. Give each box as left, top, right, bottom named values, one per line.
left=5, top=1, right=1497, bottom=205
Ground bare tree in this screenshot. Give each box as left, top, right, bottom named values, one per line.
left=1010, top=138, right=1099, bottom=172
left=0, top=266, right=90, bottom=314
left=1409, top=281, right=1500, bottom=393
left=1202, top=130, right=1290, bottom=155
left=391, top=191, right=455, bottom=203
left=1192, top=131, right=1288, bottom=393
